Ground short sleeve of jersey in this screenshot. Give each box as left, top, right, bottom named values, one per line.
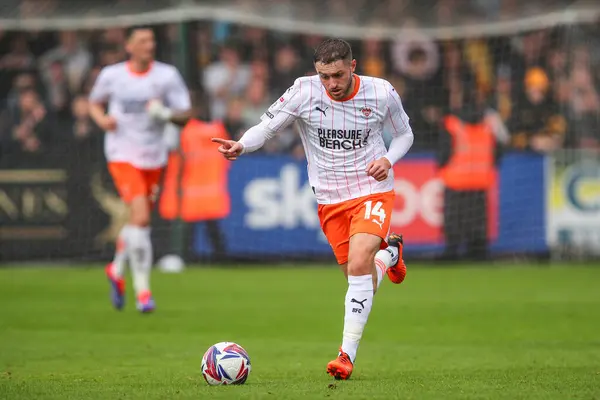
left=383, top=81, right=412, bottom=138
left=259, top=80, right=303, bottom=133
left=88, top=67, right=112, bottom=103
left=164, top=68, right=191, bottom=112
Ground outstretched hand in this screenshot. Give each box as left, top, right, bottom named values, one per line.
left=211, top=138, right=244, bottom=161
left=366, top=157, right=392, bottom=182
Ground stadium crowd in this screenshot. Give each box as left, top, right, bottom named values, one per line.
left=1, top=8, right=599, bottom=166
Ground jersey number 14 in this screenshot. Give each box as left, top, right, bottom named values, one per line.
left=363, top=201, right=386, bottom=229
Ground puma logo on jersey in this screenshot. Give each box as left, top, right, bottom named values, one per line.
left=315, top=106, right=329, bottom=117
left=351, top=298, right=367, bottom=309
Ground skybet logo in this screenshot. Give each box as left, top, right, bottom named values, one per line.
left=241, top=158, right=497, bottom=246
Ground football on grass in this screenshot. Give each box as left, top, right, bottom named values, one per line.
left=201, top=342, right=251, bottom=385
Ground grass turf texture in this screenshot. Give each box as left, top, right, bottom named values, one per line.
left=0, top=264, right=598, bottom=399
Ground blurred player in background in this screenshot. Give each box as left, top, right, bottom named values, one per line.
left=89, top=26, right=191, bottom=313
left=213, top=39, right=413, bottom=379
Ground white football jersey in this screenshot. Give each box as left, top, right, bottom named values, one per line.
left=260, top=74, right=412, bottom=204
left=89, top=61, right=191, bottom=169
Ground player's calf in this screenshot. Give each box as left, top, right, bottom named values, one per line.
left=127, top=195, right=155, bottom=313
left=336, top=233, right=381, bottom=371
left=127, top=223, right=154, bottom=313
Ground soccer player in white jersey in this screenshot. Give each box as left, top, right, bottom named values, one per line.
left=88, top=26, right=191, bottom=313
left=212, top=39, right=414, bottom=379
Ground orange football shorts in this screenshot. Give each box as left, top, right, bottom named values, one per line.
left=107, top=162, right=163, bottom=205
left=318, top=190, right=395, bottom=265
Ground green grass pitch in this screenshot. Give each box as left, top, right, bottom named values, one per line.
left=0, top=264, right=599, bottom=399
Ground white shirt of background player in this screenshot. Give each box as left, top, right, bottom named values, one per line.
left=89, top=61, right=191, bottom=169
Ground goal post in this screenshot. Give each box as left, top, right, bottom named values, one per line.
left=2, top=0, right=599, bottom=38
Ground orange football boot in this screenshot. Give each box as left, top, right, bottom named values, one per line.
left=326, top=348, right=354, bottom=380
left=386, top=233, right=407, bottom=284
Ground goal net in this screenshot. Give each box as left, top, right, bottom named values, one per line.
left=0, top=0, right=599, bottom=263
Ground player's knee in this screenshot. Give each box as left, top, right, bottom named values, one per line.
left=130, top=211, right=150, bottom=227
left=347, top=235, right=380, bottom=276
left=130, top=215, right=150, bottom=227
left=347, top=249, right=376, bottom=276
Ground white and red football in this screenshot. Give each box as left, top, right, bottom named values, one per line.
left=201, top=342, right=251, bottom=386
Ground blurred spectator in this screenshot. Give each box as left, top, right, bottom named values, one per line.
left=71, top=95, right=100, bottom=142
left=509, top=30, right=550, bottom=98
left=509, top=67, right=566, bottom=153
left=44, top=61, right=70, bottom=116
left=0, top=34, right=35, bottom=71
left=463, top=38, right=494, bottom=94
left=442, top=41, right=463, bottom=112
left=101, top=28, right=127, bottom=47
left=1, top=89, right=55, bottom=166
left=566, top=45, right=600, bottom=149
left=195, top=26, right=213, bottom=69
left=299, top=34, right=325, bottom=72
left=361, top=39, right=386, bottom=78
left=98, top=45, right=125, bottom=67
left=239, top=27, right=269, bottom=62
left=203, top=41, right=251, bottom=120
left=242, top=79, right=271, bottom=129
left=495, top=64, right=513, bottom=122
left=39, top=31, right=92, bottom=98
left=0, top=34, right=36, bottom=101
left=546, top=45, right=569, bottom=84
left=250, top=59, right=270, bottom=83
left=269, top=44, right=303, bottom=98
left=222, top=97, right=247, bottom=142
left=81, top=65, right=103, bottom=96
left=4, top=73, right=37, bottom=115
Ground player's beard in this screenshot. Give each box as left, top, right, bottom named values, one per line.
left=330, top=73, right=354, bottom=100
left=340, top=73, right=354, bottom=99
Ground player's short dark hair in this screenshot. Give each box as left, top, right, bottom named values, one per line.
left=126, top=25, right=154, bottom=39
left=313, top=38, right=352, bottom=65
